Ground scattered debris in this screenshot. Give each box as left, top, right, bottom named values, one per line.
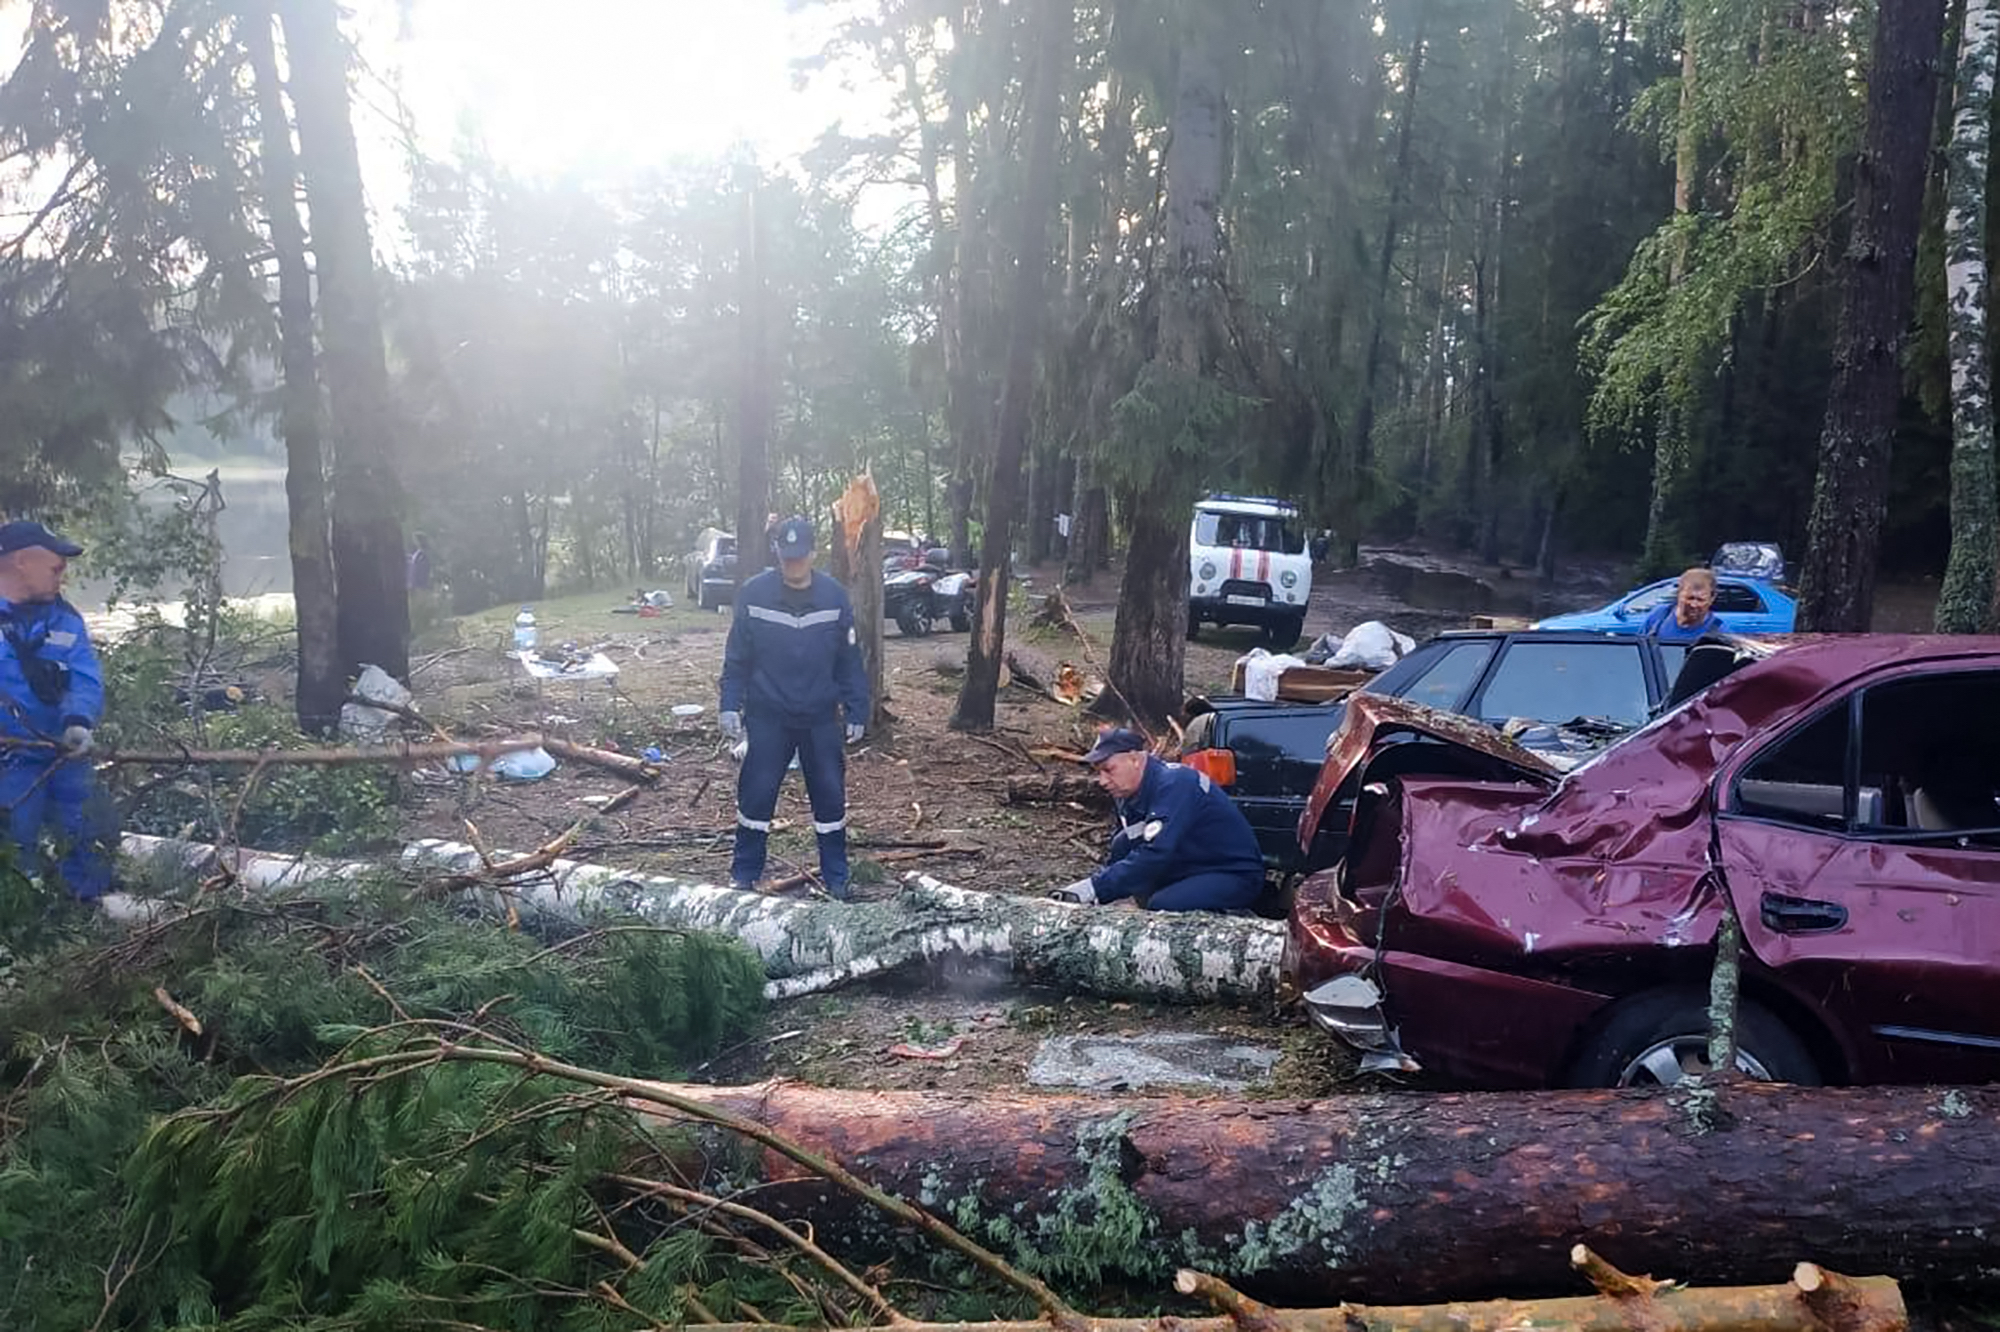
left=887, top=1035, right=968, bottom=1060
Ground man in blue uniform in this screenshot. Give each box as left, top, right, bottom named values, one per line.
left=719, top=516, right=869, bottom=899
left=1049, top=729, right=1265, bottom=913
left=0, top=520, right=112, bottom=899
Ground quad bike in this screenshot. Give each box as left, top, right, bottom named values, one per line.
left=883, top=562, right=975, bottom=635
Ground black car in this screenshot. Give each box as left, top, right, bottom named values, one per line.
left=685, top=531, right=739, bottom=610
left=1181, top=630, right=1695, bottom=876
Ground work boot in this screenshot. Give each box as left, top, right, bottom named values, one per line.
left=822, top=879, right=851, bottom=902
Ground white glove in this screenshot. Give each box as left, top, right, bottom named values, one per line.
left=1048, top=876, right=1098, bottom=905
left=61, top=725, right=92, bottom=756
left=719, top=711, right=743, bottom=741
left=846, top=722, right=865, bottom=744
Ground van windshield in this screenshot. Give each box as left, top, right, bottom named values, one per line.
left=1195, top=510, right=1304, bottom=555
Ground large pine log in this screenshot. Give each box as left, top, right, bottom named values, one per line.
left=634, top=1079, right=2000, bottom=1304
left=115, top=837, right=1284, bottom=1004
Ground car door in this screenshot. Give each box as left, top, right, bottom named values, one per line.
left=1715, top=667, right=2000, bottom=1083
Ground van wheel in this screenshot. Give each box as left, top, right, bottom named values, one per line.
left=1566, top=989, right=1820, bottom=1088
left=1263, top=614, right=1305, bottom=651
left=1186, top=617, right=1201, bottom=642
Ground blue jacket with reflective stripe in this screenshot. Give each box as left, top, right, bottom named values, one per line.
left=0, top=596, right=104, bottom=745
left=720, top=570, right=868, bottom=726
left=1091, top=756, right=1264, bottom=903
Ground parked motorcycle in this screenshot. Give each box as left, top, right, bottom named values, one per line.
left=883, top=560, right=975, bottom=635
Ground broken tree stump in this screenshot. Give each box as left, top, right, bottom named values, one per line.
left=623, top=1078, right=2000, bottom=1303
left=115, top=837, right=1285, bottom=1005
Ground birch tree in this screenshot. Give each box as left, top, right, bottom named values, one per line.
left=1937, top=0, right=2000, bottom=634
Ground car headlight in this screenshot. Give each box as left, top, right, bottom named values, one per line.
left=1281, top=571, right=1298, bottom=589
left=1200, top=562, right=1217, bottom=580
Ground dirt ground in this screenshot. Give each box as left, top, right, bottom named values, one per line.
left=386, top=548, right=1937, bottom=1095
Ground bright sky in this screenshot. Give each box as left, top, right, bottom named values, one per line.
left=353, top=0, right=883, bottom=188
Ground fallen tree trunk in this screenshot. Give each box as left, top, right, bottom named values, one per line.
left=1005, top=773, right=1110, bottom=808
left=707, top=1260, right=1903, bottom=1332
left=115, top=836, right=1284, bottom=1005
left=6, top=735, right=547, bottom=766
left=631, top=1078, right=2000, bottom=1303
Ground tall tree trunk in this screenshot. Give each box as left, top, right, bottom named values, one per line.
left=1641, top=33, right=1702, bottom=575
left=1350, top=2, right=1429, bottom=539
left=1796, top=0, right=1950, bottom=630
left=950, top=0, right=1067, bottom=732
left=281, top=0, right=408, bottom=680
left=245, top=0, right=341, bottom=733
left=1104, top=18, right=1225, bottom=730
left=734, top=175, right=770, bottom=587
left=1938, top=0, right=2000, bottom=632
left=1066, top=13, right=1129, bottom=587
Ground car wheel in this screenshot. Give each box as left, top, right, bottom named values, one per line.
left=950, top=599, right=971, bottom=633
left=1566, top=989, right=1820, bottom=1088
left=1186, top=616, right=1201, bottom=642
left=896, top=610, right=926, bottom=636
left=698, top=584, right=714, bottom=612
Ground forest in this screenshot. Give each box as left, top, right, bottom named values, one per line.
left=3, top=0, right=1997, bottom=731
left=4, top=0, right=2000, bottom=1327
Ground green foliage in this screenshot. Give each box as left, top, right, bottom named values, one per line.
left=0, top=890, right=768, bottom=1330
left=1104, top=360, right=1258, bottom=505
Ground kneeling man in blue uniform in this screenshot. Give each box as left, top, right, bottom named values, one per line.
left=719, top=516, right=869, bottom=899
left=0, top=520, right=113, bottom=899
left=1050, top=728, right=1265, bottom=913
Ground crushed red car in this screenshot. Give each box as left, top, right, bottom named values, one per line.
left=1283, top=635, right=2000, bottom=1088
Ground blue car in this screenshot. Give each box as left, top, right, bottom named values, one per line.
left=1535, top=574, right=1796, bottom=636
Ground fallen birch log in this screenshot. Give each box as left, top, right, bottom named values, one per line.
left=705, top=1259, right=1903, bottom=1332
left=541, top=735, right=662, bottom=782
left=7, top=735, right=548, bottom=766
left=114, top=836, right=1285, bottom=1005
left=628, top=1078, right=2000, bottom=1303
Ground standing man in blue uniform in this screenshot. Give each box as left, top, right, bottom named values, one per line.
left=0, top=520, right=112, bottom=899
left=1050, top=729, right=1265, bottom=913
left=719, top=516, right=869, bottom=899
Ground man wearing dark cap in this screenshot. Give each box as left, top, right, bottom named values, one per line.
left=719, top=515, right=869, bottom=898
left=1050, top=728, right=1266, bottom=913
left=0, top=520, right=113, bottom=898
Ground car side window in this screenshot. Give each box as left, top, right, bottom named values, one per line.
left=1712, top=582, right=1765, bottom=614
left=1734, top=703, right=1855, bottom=830
left=1474, top=642, right=1650, bottom=728
left=1858, top=672, right=2000, bottom=842
left=1622, top=584, right=1674, bottom=615
left=1392, top=640, right=1497, bottom=712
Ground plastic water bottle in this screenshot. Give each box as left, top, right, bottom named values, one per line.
left=512, top=606, right=537, bottom=653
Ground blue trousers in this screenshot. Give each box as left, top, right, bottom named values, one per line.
left=731, top=713, right=848, bottom=892
left=1, top=755, right=115, bottom=899
left=1138, top=869, right=1264, bottom=913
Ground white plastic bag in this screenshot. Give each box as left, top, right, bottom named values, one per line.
left=339, top=664, right=414, bottom=743
left=1328, top=621, right=1416, bottom=671
left=447, top=746, right=557, bottom=781
left=1236, top=647, right=1308, bottom=701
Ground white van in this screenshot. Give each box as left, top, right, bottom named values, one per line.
left=1187, top=495, right=1312, bottom=648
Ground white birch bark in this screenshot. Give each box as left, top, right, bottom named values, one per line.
left=114, top=835, right=1286, bottom=1006
left=1939, top=0, right=2000, bottom=632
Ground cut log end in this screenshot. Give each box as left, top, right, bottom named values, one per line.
left=1571, top=1244, right=1666, bottom=1299
left=1791, top=1264, right=1905, bottom=1332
